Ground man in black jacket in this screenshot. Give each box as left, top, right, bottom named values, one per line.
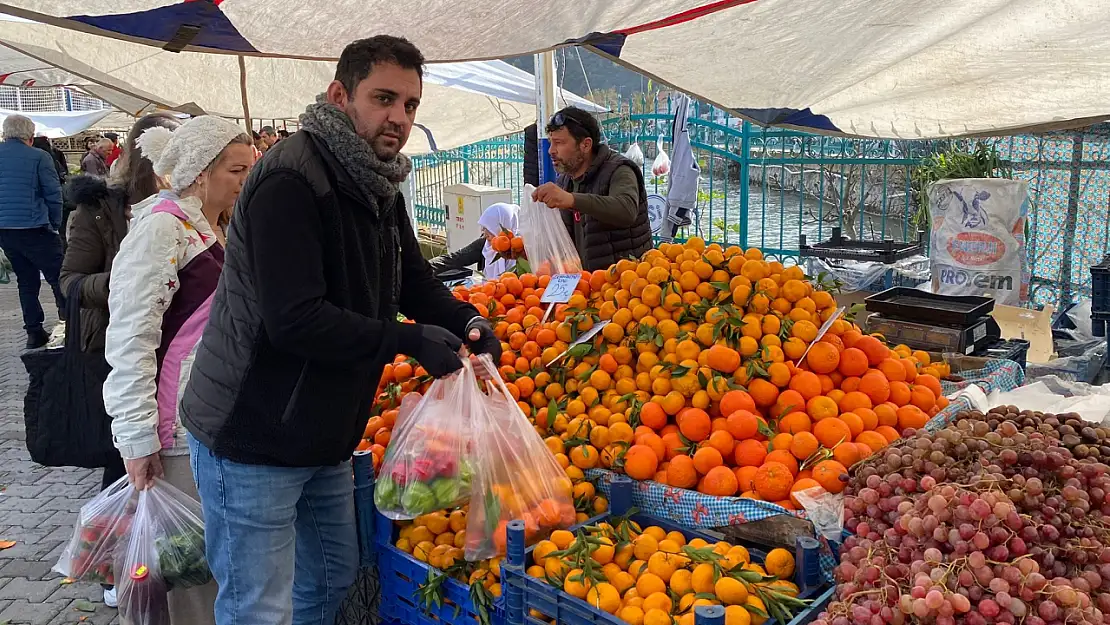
left=179, top=36, right=501, bottom=625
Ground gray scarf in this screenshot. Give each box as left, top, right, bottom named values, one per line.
left=298, top=94, right=412, bottom=214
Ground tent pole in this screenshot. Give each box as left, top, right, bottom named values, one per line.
left=534, top=51, right=557, bottom=184
left=237, top=55, right=252, bottom=132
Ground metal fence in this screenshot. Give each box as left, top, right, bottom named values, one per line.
left=410, top=94, right=1110, bottom=309
left=410, top=136, right=526, bottom=233
left=0, top=85, right=113, bottom=112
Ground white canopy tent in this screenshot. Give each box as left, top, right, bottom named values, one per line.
left=0, top=15, right=603, bottom=150
left=0, top=0, right=1106, bottom=138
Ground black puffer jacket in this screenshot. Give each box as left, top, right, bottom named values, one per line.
left=180, top=131, right=479, bottom=467
left=59, top=175, right=129, bottom=351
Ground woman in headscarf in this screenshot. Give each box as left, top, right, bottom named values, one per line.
left=429, top=202, right=519, bottom=278
left=103, top=115, right=254, bottom=624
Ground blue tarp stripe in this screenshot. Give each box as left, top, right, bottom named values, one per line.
left=567, top=32, right=627, bottom=58
left=69, top=2, right=257, bottom=53
left=735, top=107, right=840, bottom=132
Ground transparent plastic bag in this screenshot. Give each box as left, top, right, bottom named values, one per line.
left=53, top=476, right=138, bottom=584
left=792, top=486, right=844, bottom=541
left=375, top=361, right=478, bottom=520
left=464, top=354, right=575, bottom=561
left=519, top=184, right=582, bottom=276
left=116, top=479, right=212, bottom=625
left=0, top=247, right=11, bottom=284
left=651, top=141, right=671, bottom=176
left=623, top=143, right=645, bottom=167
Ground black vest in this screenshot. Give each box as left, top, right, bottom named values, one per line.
left=556, top=146, right=653, bottom=271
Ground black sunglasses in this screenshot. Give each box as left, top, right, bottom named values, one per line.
left=551, top=112, right=589, bottom=136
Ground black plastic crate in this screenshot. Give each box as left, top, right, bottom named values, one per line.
left=865, top=288, right=995, bottom=327
left=977, top=338, right=1029, bottom=370
left=1091, top=254, right=1110, bottom=315
left=799, top=227, right=926, bottom=264
left=868, top=314, right=995, bottom=355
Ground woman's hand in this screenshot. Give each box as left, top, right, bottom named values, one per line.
left=125, top=453, right=164, bottom=490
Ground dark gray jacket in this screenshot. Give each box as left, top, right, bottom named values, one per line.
left=180, top=131, right=478, bottom=467
left=556, top=145, right=652, bottom=270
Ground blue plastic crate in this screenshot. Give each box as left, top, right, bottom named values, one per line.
left=353, top=452, right=504, bottom=625
left=375, top=533, right=497, bottom=625
left=501, top=476, right=835, bottom=625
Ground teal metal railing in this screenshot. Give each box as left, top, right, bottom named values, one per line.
left=410, top=136, right=525, bottom=233
left=410, top=95, right=1110, bottom=309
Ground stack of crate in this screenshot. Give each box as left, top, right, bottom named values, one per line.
left=1091, top=254, right=1110, bottom=337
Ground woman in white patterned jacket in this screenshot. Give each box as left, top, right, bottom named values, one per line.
left=102, top=115, right=254, bottom=623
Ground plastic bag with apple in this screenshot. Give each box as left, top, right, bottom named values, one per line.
left=374, top=360, right=478, bottom=520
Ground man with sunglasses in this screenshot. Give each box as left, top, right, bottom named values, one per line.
left=532, top=106, right=652, bottom=270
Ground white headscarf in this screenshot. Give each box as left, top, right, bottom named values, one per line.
left=136, top=115, right=247, bottom=193
left=478, top=202, right=519, bottom=277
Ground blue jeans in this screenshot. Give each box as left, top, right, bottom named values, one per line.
left=188, top=433, right=358, bottom=625
left=0, top=227, right=64, bottom=332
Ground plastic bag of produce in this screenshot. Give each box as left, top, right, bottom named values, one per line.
left=374, top=361, right=478, bottom=520
left=519, top=184, right=582, bottom=276
left=623, top=142, right=645, bottom=167
left=53, top=476, right=138, bottom=584
left=651, top=139, right=671, bottom=177
left=464, top=354, right=575, bottom=561
left=114, top=479, right=212, bottom=625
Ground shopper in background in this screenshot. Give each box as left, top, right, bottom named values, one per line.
left=61, top=111, right=183, bottom=608
left=32, top=136, right=68, bottom=186
left=103, top=115, right=254, bottom=625
left=103, top=132, right=122, bottom=168
left=259, top=125, right=279, bottom=151
left=523, top=122, right=539, bottom=187
left=532, top=106, right=652, bottom=270
left=250, top=130, right=265, bottom=160
left=429, top=202, right=519, bottom=278
left=180, top=35, right=500, bottom=625
left=80, top=138, right=111, bottom=176
left=0, top=114, right=65, bottom=349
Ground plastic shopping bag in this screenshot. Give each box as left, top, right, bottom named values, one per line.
left=54, top=476, right=138, bottom=584
left=0, top=248, right=11, bottom=284
left=464, top=354, right=575, bottom=561
left=374, top=361, right=478, bottom=520
left=651, top=140, right=671, bottom=177
left=519, top=184, right=582, bottom=276
left=623, top=143, right=645, bottom=168
left=115, top=479, right=213, bottom=625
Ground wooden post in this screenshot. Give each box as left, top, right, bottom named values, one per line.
left=237, top=55, right=251, bottom=133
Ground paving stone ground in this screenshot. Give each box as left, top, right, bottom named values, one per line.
left=0, top=282, right=120, bottom=625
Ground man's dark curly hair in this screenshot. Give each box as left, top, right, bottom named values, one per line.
left=335, top=35, right=425, bottom=96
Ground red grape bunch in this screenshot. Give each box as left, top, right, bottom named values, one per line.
left=811, top=406, right=1110, bottom=625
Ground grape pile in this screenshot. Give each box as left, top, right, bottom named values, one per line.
left=813, top=406, right=1110, bottom=625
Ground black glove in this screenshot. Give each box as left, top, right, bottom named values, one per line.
left=464, top=316, right=503, bottom=363
left=396, top=323, right=464, bottom=378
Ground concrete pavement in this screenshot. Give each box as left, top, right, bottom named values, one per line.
left=0, top=282, right=120, bottom=625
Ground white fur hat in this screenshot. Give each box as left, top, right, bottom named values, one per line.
left=137, top=115, right=248, bottom=192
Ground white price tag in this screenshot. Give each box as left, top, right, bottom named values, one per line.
left=571, top=320, right=610, bottom=347
left=541, top=273, right=581, bottom=304
left=546, top=321, right=611, bottom=367
left=798, top=306, right=846, bottom=364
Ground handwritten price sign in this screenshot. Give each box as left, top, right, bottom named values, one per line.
left=540, top=273, right=581, bottom=304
